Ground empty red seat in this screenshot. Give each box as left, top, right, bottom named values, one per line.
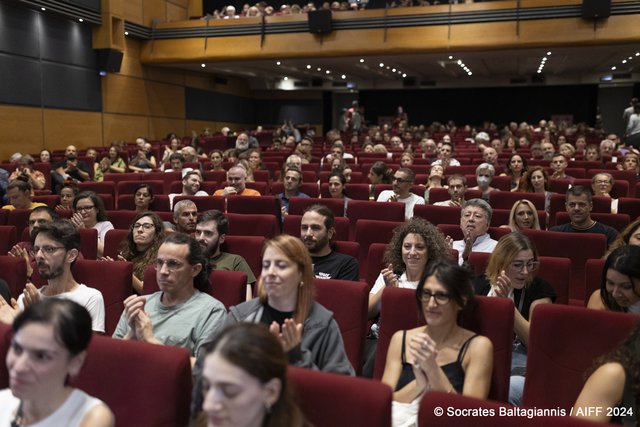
left=106, top=210, right=138, bottom=230
left=0, top=255, right=28, bottom=298
left=227, top=196, right=280, bottom=217
left=347, top=200, right=405, bottom=240
left=209, top=269, right=247, bottom=309
left=0, top=225, right=17, bottom=256
left=221, top=235, right=266, bottom=279
left=103, top=229, right=129, bottom=258
left=584, top=258, right=606, bottom=306
left=617, top=197, right=640, bottom=219
left=413, top=204, right=461, bottom=226
left=226, top=213, right=280, bottom=237
left=288, top=197, right=346, bottom=217
left=7, top=209, right=32, bottom=238
left=354, top=219, right=404, bottom=279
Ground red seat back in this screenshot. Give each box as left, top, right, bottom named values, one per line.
left=413, top=204, right=461, bottom=225
left=489, top=191, right=546, bottom=211
left=584, top=258, right=606, bottom=305
left=226, top=213, right=280, bottom=237
left=0, top=226, right=17, bottom=255
left=288, top=197, right=346, bottom=217
left=103, top=229, right=129, bottom=259
left=347, top=200, right=405, bottom=239
left=555, top=211, right=629, bottom=232
left=0, top=255, right=28, bottom=298
left=221, top=236, right=266, bottom=279
left=209, top=269, right=247, bottom=310
left=354, top=219, right=403, bottom=279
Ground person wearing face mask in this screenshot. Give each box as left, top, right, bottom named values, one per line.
left=474, top=233, right=556, bottom=406
left=587, top=245, right=640, bottom=313
left=469, top=163, right=498, bottom=201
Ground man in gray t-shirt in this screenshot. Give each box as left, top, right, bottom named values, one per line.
left=113, top=233, right=225, bottom=356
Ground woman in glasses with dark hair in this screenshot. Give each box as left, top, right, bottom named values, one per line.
left=473, top=232, right=556, bottom=406
left=382, top=261, right=493, bottom=427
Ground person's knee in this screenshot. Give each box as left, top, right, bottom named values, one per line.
left=508, top=375, right=525, bottom=406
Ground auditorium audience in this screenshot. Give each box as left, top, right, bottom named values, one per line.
left=451, top=198, right=498, bottom=266
left=94, top=146, right=126, bottom=182
left=474, top=232, right=556, bottom=406
left=376, top=167, right=425, bottom=219
left=501, top=153, right=527, bottom=191
left=2, top=179, right=47, bottom=210
left=470, top=163, right=498, bottom=200
left=167, top=199, right=198, bottom=235
left=56, top=182, right=78, bottom=213
left=519, top=166, right=552, bottom=212
left=433, top=174, right=466, bottom=207
left=208, top=149, right=225, bottom=171
left=133, top=183, right=155, bottom=213
left=383, top=261, right=493, bottom=426
left=504, top=199, right=541, bottom=232
left=0, top=299, right=114, bottom=426
left=9, top=155, right=45, bottom=190
left=213, top=165, right=261, bottom=197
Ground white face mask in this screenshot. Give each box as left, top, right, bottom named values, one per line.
left=476, top=176, right=491, bottom=188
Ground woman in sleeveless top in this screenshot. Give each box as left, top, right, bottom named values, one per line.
left=381, top=262, right=493, bottom=427
left=0, top=299, right=113, bottom=427
left=573, top=322, right=640, bottom=425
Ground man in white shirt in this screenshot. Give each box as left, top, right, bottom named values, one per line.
left=452, top=198, right=498, bottom=265
left=168, top=168, right=208, bottom=208
left=431, top=142, right=461, bottom=167
left=434, top=175, right=466, bottom=207
left=376, top=167, right=425, bottom=219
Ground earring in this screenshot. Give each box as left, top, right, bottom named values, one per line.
left=299, top=281, right=304, bottom=288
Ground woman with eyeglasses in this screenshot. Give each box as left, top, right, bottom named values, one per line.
left=473, top=232, right=556, bottom=406
left=70, top=191, right=114, bottom=258
left=382, top=262, right=493, bottom=427
left=101, top=212, right=164, bottom=294
left=0, top=299, right=114, bottom=427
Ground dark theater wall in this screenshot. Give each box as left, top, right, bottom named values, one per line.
left=359, top=85, right=599, bottom=127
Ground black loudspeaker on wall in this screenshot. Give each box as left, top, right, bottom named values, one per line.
left=96, top=48, right=124, bottom=73
left=581, top=0, right=611, bottom=19
left=308, top=10, right=332, bottom=34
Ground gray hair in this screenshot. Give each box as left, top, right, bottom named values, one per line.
left=462, top=198, right=493, bottom=222
left=592, top=172, right=614, bottom=185
left=173, top=199, right=197, bottom=217
left=475, top=163, right=495, bottom=176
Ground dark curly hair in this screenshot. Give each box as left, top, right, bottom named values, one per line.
left=599, top=245, right=640, bottom=312
left=383, top=217, right=451, bottom=274
left=119, top=211, right=165, bottom=280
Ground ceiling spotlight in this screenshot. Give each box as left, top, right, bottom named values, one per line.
left=379, top=63, right=384, bottom=67
left=283, top=76, right=288, bottom=80
left=359, top=59, right=364, bottom=63
left=628, top=56, right=633, bottom=60
left=622, top=60, right=627, bottom=64
left=542, top=57, right=547, bottom=61
left=325, top=70, right=330, bottom=74
left=547, top=51, right=552, bottom=55
left=468, top=72, right=472, bottom=76
left=448, top=56, right=453, bottom=60
left=392, top=68, right=396, bottom=72
left=537, top=70, right=542, bottom=74
left=341, top=74, right=346, bottom=79
left=457, top=60, right=462, bottom=65
left=306, top=65, right=311, bottom=69
left=201, top=63, right=206, bottom=68
left=317, top=67, right=321, bottom=71
left=276, top=61, right=281, bottom=65
left=636, top=52, right=640, bottom=56
left=124, top=31, right=129, bottom=36
left=611, top=66, right=617, bottom=70
left=78, top=18, right=83, bottom=22
left=41, top=7, right=46, bottom=11
left=402, top=73, right=407, bottom=78
left=386, top=66, right=390, bottom=69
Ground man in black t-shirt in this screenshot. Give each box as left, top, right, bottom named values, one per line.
left=51, top=145, right=91, bottom=193
left=549, top=186, right=618, bottom=246
left=300, top=204, right=359, bottom=281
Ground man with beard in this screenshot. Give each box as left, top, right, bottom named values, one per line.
left=451, top=198, right=497, bottom=266
left=212, top=166, right=261, bottom=197
left=113, top=232, right=225, bottom=356
left=195, top=210, right=256, bottom=298
left=434, top=175, right=467, bottom=207
left=300, top=204, right=359, bottom=281
left=0, top=221, right=105, bottom=332
left=168, top=169, right=208, bottom=209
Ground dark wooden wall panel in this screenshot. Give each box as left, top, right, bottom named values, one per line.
left=42, top=62, right=101, bottom=111
left=0, top=53, right=42, bottom=106
left=186, top=87, right=255, bottom=123
left=0, top=3, right=40, bottom=58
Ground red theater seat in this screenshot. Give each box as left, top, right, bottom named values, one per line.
left=489, top=191, right=546, bottom=211
left=354, top=220, right=403, bottom=279
left=103, top=229, right=129, bottom=259
left=0, top=226, right=17, bottom=255
left=226, top=213, right=280, bottom=237
left=209, top=269, right=247, bottom=309
left=288, top=197, right=346, bottom=217
left=413, top=204, right=461, bottom=226
left=347, top=200, right=405, bottom=240
left=0, top=255, right=28, bottom=298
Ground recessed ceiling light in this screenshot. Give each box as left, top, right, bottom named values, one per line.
left=124, top=31, right=129, bottom=36
left=283, top=76, right=288, bottom=80
left=379, top=63, right=384, bottom=67
left=317, top=67, right=321, bottom=71
left=392, top=68, right=396, bottom=72
left=547, top=51, right=552, bottom=55
left=276, top=61, right=282, bottom=65
left=457, top=60, right=462, bottom=65
left=628, top=56, right=632, bottom=60
left=359, top=59, right=364, bottom=63
left=537, top=70, right=542, bottom=74
left=622, top=60, right=627, bottom=64
left=201, top=63, right=205, bottom=68
left=41, top=7, right=45, bottom=11
left=468, top=72, right=472, bottom=76
left=78, top=18, right=83, bottom=22
left=306, top=65, right=311, bottom=69
left=448, top=56, right=453, bottom=60
left=611, top=66, right=617, bottom=70
left=636, top=52, right=640, bottom=56
left=325, top=70, right=330, bottom=74
left=402, top=73, right=407, bottom=78
left=341, top=74, right=346, bottom=79
left=386, top=66, right=390, bottom=69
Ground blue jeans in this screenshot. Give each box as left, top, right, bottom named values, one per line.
left=509, top=341, right=528, bottom=406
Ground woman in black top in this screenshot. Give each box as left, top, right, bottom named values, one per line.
left=474, top=232, right=556, bottom=406
left=382, top=262, right=493, bottom=427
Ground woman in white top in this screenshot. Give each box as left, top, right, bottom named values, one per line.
left=0, top=299, right=114, bottom=427
left=70, top=191, right=114, bottom=258
left=368, top=218, right=452, bottom=320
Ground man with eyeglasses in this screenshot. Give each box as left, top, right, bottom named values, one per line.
left=195, top=210, right=256, bottom=299
left=113, top=233, right=225, bottom=357
left=434, top=175, right=467, bottom=207
left=0, top=221, right=105, bottom=332
left=213, top=166, right=261, bottom=197
left=549, top=186, right=618, bottom=246
left=376, top=168, right=425, bottom=220
left=591, top=173, right=618, bottom=214
left=451, top=199, right=498, bottom=266
left=276, top=167, right=309, bottom=216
